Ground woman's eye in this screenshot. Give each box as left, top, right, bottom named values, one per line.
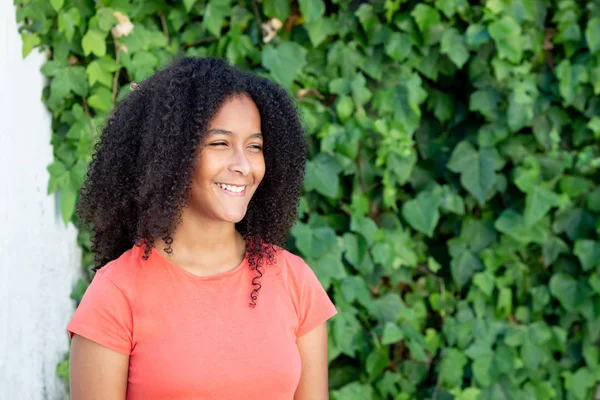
left=210, top=142, right=227, bottom=147
left=249, top=144, right=263, bottom=150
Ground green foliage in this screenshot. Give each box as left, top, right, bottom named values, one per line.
left=16, top=0, right=600, bottom=398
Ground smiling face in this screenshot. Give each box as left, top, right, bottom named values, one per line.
left=187, top=94, right=265, bottom=224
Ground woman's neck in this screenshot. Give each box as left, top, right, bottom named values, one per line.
left=153, top=209, right=246, bottom=274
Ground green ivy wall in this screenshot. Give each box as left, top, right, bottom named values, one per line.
left=15, top=0, right=600, bottom=398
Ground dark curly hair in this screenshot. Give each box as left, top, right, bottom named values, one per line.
left=76, top=56, right=308, bottom=308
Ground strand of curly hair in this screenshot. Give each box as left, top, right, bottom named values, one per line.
left=76, top=56, right=308, bottom=308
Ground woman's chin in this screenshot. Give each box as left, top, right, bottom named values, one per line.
left=219, top=210, right=247, bottom=224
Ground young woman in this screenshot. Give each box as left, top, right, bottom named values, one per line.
left=67, top=56, right=337, bottom=400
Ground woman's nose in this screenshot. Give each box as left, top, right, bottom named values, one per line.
left=228, top=147, right=251, bottom=175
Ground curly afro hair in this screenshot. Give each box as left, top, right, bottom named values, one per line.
left=77, top=56, right=308, bottom=308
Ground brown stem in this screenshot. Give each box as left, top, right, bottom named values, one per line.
left=159, top=11, right=170, bottom=44
left=417, top=264, right=447, bottom=316
left=356, top=141, right=369, bottom=194
left=82, top=97, right=94, bottom=137
left=111, top=38, right=121, bottom=104
left=432, top=372, right=442, bottom=400
left=297, top=97, right=336, bottom=120
left=182, top=36, right=219, bottom=48
left=250, top=0, right=263, bottom=33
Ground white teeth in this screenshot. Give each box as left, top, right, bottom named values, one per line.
left=218, top=183, right=244, bottom=193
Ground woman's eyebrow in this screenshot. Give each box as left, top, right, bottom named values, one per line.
left=206, top=128, right=263, bottom=139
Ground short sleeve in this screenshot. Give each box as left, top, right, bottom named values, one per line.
left=295, top=261, right=338, bottom=337
left=66, top=268, right=133, bottom=355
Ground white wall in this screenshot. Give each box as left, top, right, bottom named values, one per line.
left=0, top=4, right=81, bottom=400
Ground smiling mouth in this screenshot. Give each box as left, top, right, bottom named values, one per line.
left=215, top=183, right=247, bottom=196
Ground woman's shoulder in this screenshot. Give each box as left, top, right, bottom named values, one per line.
left=94, top=244, right=146, bottom=290
left=271, top=245, right=303, bottom=264
left=266, top=245, right=310, bottom=282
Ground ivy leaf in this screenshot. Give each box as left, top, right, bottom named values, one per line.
left=350, top=73, right=372, bottom=106
left=86, top=57, right=119, bottom=87
left=355, top=4, right=377, bottom=35
left=69, top=278, right=89, bottom=302
left=366, top=347, right=389, bottom=379
left=542, top=236, right=569, bottom=266
left=203, top=0, right=232, bottom=37
left=469, top=89, right=501, bottom=120
left=585, top=17, right=600, bottom=53
left=298, top=0, right=325, bottom=23
left=524, top=186, right=558, bottom=226
left=50, top=0, right=64, bottom=12
left=312, top=251, right=347, bottom=290
left=574, top=240, right=600, bottom=271
left=553, top=208, right=595, bottom=242
left=473, top=271, right=495, bottom=296
left=226, top=34, right=257, bottom=64
left=451, top=249, right=482, bottom=288
left=262, top=0, right=291, bottom=21
left=230, top=5, right=253, bottom=30
left=564, top=368, right=595, bottom=400
left=70, top=160, right=88, bottom=189
left=305, top=16, right=336, bottom=48
left=441, top=28, right=469, bottom=68
left=440, top=185, right=465, bottom=215
left=466, top=24, right=490, bottom=47
left=58, top=8, right=81, bottom=42
left=304, top=153, right=342, bottom=198
left=559, top=176, right=590, bottom=198
left=488, top=16, right=523, bottom=63
left=384, top=32, right=412, bottom=61
left=460, top=218, right=497, bottom=253
left=350, top=216, right=378, bottom=246
left=340, top=276, right=373, bottom=308
left=549, top=273, right=578, bottom=312
left=82, top=29, right=107, bottom=56
left=373, top=292, right=403, bottom=323
left=588, top=187, right=600, bottom=212
left=411, top=4, right=441, bottom=45
left=51, top=66, right=89, bottom=100
left=291, top=223, right=337, bottom=259
left=401, top=189, right=441, bottom=237
left=521, top=336, right=542, bottom=370
left=440, top=348, right=468, bottom=387
left=429, top=90, right=454, bottom=123
left=67, top=67, right=90, bottom=97
left=507, top=91, right=533, bottom=132
left=56, top=358, right=69, bottom=383
left=342, top=233, right=363, bottom=268
left=590, top=274, right=600, bottom=295
left=495, top=210, right=549, bottom=244
left=435, top=0, right=468, bottom=19
left=129, top=52, right=160, bottom=82
left=183, top=0, right=196, bottom=12
left=332, top=382, right=375, bottom=399
left=262, top=42, right=307, bottom=89
left=59, top=184, right=77, bottom=225
left=556, top=60, right=589, bottom=105
left=21, top=33, right=41, bottom=58
left=88, top=87, right=113, bottom=111
left=335, top=96, right=353, bottom=121
left=447, top=140, right=478, bottom=170
left=327, top=41, right=364, bottom=78
left=95, top=8, right=117, bottom=32
left=447, top=141, right=500, bottom=205
left=373, top=73, right=427, bottom=135
left=382, top=322, right=404, bottom=345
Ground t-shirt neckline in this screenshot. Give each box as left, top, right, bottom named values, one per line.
left=146, top=245, right=248, bottom=281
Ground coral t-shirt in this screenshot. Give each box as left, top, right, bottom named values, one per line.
left=66, top=243, right=338, bottom=399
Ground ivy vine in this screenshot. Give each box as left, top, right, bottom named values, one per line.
left=15, top=0, right=600, bottom=398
